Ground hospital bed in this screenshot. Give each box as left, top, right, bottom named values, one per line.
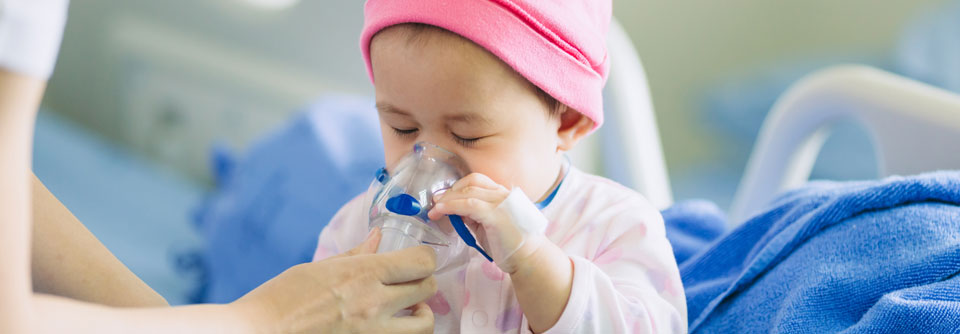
left=33, top=15, right=960, bottom=306
left=584, top=21, right=960, bottom=223
left=729, top=65, right=960, bottom=223
left=569, top=20, right=673, bottom=209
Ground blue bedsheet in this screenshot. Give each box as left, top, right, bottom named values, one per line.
left=681, top=171, right=960, bottom=333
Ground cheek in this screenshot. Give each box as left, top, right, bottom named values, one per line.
left=379, top=126, right=409, bottom=170
left=514, top=134, right=562, bottom=193
left=458, top=149, right=513, bottom=186
left=460, top=137, right=556, bottom=191
left=496, top=125, right=562, bottom=198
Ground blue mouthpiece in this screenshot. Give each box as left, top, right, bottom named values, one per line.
left=385, top=194, right=422, bottom=216
left=449, top=215, right=493, bottom=262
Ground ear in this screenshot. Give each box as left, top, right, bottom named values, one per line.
left=556, top=108, right=594, bottom=152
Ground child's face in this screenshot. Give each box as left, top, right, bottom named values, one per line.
left=370, top=27, right=587, bottom=201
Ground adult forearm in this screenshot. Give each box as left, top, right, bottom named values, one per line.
left=31, top=174, right=169, bottom=307
left=0, top=69, right=45, bottom=333
left=32, top=294, right=253, bottom=334
left=1, top=0, right=71, bottom=328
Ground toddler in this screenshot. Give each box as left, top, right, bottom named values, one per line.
left=314, top=0, right=686, bottom=332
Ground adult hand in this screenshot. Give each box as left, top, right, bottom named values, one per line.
left=233, top=228, right=438, bottom=333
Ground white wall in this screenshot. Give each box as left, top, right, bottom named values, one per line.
left=43, top=0, right=949, bottom=183
left=613, top=0, right=947, bottom=170
left=44, top=0, right=370, bottom=182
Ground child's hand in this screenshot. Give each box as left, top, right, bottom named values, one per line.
left=427, top=173, right=549, bottom=274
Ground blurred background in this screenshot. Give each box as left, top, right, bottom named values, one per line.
left=35, top=0, right=959, bottom=304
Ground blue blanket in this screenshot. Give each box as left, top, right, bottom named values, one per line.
left=681, top=171, right=960, bottom=333
left=190, top=95, right=384, bottom=303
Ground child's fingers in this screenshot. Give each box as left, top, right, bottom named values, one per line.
left=428, top=190, right=501, bottom=220
left=429, top=185, right=507, bottom=220
left=427, top=208, right=445, bottom=221
left=437, top=185, right=504, bottom=203
left=450, top=173, right=500, bottom=192
left=430, top=198, right=496, bottom=223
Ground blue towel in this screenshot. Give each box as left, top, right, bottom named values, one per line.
left=190, top=95, right=384, bottom=303
left=682, top=171, right=960, bottom=333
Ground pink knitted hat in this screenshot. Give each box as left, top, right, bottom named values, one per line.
left=360, top=0, right=612, bottom=131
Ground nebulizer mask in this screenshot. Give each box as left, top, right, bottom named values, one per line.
left=367, top=142, right=492, bottom=273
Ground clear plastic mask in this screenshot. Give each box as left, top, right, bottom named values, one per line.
left=367, top=142, right=473, bottom=272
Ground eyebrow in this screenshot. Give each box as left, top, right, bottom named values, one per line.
left=445, top=112, right=492, bottom=126
left=376, top=103, right=410, bottom=116
left=376, top=103, right=493, bottom=126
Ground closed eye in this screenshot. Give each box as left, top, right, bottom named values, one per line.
left=392, top=127, right=419, bottom=137
left=452, top=133, right=483, bottom=147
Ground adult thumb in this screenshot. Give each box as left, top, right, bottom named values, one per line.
left=344, top=227, right=382, bottom=257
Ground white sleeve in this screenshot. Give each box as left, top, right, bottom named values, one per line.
left=312, top=194, right=370, bottom=261
left=541, top=206, right=687, bottom=334
left=0, top=0, right=69, bottom=78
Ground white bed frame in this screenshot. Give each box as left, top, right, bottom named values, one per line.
left=729, top=65, right=960, bottom=224
left=570, top=20, right=674, bottom=209
left=565, top=24, right=960, bottom=222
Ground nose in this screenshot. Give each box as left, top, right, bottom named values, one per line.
left=411, top=135, right=463, bottom=156
left=414, top=133, right=445, bottom=149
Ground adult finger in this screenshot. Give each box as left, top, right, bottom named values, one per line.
left=381, top=276, right=438, bottom=313
left=328, top=227, right=382, bottom=260
left=373, top=245, right=437, bottom=284
left=386, top=302, right=435, bottom=334
left=347, top=227, right=382, bottom=256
